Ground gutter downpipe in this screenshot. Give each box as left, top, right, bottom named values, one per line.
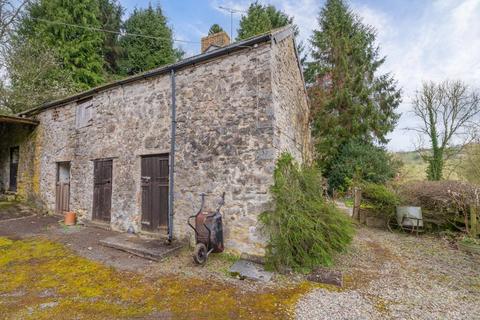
left=168, top=69, right=176, bottom=243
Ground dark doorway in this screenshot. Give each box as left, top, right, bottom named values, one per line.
left=9, top=147, right=19, bottom=192
left=141, top=154, right=169, bottom=232
left=92, top=159, right=113, bottom=222
left=56, top=162, right=70, bottom=214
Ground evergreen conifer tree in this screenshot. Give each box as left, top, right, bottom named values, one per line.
left=99, top=0, right=123, bottom=75
left=208, top=24, right=224, bottom=35
left=306, top=0, right=401, bottom=167
left=237, top=1, right=295, bottom=40
left=119, top=4, right=181, bottom=75
left=18, top=0, right=105, bottom=89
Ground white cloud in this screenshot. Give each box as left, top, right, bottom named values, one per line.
left=211, top=0, right=480, bottom=151
left=375, top=0, right=480, bottom=151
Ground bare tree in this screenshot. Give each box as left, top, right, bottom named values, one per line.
left=0, top=0, right=27, bottom=66
left=2, top=38, right=77, bottom=113
left=0, top=0, right=27, bottom=113
left=0, top=1, right=26, bottom=41
left=411, top=80, right=480, bottom=180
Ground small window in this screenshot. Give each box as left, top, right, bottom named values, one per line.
left=76, top=98, right=94, bottom=128
left=57, top=162, right=71, bottom=184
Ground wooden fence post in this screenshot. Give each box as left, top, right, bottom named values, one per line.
left=470, top=205, right=479, bottom=237
left=353, top=188, right=362, bottom=222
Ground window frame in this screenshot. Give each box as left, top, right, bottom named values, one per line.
left=75, top=97, right=94, bottom=129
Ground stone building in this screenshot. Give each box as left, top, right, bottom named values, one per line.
left=0, top=26, right=311, bottom=256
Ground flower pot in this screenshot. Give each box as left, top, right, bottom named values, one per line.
left=64, top=211, right=76, bottom=226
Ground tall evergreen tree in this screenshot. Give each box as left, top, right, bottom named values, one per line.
left=306, top=0, right=401, bottom=167
left=208, top=24, right=224, bottom=35
left=236, top=2, right=306, bottom=67
left=236, top=2, right=272, bottom=40
left=237, top=1, right=296, bottom=41
left=17, top=0, right=105, bottom=89
left=119, top=4, right=180, bottom=75
left=99, top=0, right=123, bottom=76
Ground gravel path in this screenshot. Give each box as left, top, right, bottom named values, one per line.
left=296, top=227, right=480, bottom=320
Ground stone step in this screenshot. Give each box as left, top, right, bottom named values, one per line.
left=99, top=233, right=184, bottom=261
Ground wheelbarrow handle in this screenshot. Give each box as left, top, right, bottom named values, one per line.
left=187, top=215, right=199, bottom=237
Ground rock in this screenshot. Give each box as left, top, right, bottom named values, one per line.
left=307, top=267, right=343, bottom=287
left=229, top=259, right=273, bottom=282
left=37, top=289, right=56, bottom=298
left=39, top=302, right=58, bottom=310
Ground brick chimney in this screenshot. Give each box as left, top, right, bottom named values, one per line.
left=201, top=31, right=230, bottom=53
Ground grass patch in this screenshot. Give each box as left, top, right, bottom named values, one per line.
left=0, top=201, right=17, bottom=210
left=206, top=252, right=240, bottom=276
left=0, top=236, right=314, bottom=319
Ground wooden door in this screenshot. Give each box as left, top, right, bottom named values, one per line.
left=93, top=159, right=112, bottom=222
left=141, top=154, right=169, bottom=231
left=9, top=147, right=19, bottom=192
left=56, top=162, right=70, bottom=213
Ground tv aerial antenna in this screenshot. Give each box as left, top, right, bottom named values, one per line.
left=218, top=6, right=247, bottom=39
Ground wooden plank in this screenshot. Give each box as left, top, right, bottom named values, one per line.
left=92, top=159, right=112, bottom=222
left=0, top=115, right=38, bottom=126
left=352, top=188, right=362, bottom=221
left=141, top=154, right=169, bottom=231
left=470, top=205, right=479, bottom=237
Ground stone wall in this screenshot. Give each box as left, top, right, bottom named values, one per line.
left=22, top=42, right=276, bottom=255
left=174, top=43, right=274, bottom=255
left=32, top=75, right=173, bottom=231
left=7, top=33, right=311, bottom=256
left=271, top=36, right=312, bottom=163
left=0, top=124, right=37, bottom=200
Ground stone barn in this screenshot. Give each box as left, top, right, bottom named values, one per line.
left=0, top=26, right=311, bottom=256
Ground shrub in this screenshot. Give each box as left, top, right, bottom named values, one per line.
left=457, top=143, right=480, bottom=185
left=260, top=153, right=354, bottom=273
left=360, top=182, right=400, bottom=217
left=326, top=140, right=401, bottom=193
left=399, top=180, right=480, bottom=231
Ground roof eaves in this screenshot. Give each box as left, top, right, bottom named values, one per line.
left=0, top=115, right=39, bottom=126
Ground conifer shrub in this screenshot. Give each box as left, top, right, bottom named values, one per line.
left=360, top=182, right=400, bottom=217
left=326, top=140, right=400, bottom=193
left=260, top=153, right=354, bottom=273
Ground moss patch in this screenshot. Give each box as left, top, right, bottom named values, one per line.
left=0, top=237, right=313, bottom=319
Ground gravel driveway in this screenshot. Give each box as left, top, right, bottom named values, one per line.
left=296, top=227, right=480, bottom=320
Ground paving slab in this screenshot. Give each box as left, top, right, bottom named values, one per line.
left=100, top=234, right=184, bottom=261
left=229, top=259, right=273, bottom=282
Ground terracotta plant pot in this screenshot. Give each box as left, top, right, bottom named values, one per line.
left=64, top=211, right=76, bottom=226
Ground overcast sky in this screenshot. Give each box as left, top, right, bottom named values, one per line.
left=121, top=0, right=480, bottom=151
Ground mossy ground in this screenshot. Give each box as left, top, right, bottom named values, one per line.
left=0, top=236, right=314, bottom=319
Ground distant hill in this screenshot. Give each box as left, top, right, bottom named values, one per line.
left=394, top=150, right=462, bottom=182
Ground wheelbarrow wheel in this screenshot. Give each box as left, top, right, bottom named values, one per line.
left=193, top=243, right=208, bottom=265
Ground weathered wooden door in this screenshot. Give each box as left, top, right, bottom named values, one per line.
left=141, top=154, right=169, bottom=231
left=93, top=159, right=112, bottom=222
left=9, top=147, right=19, bottom=192
left=55, top=162, right=70, bottom=213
